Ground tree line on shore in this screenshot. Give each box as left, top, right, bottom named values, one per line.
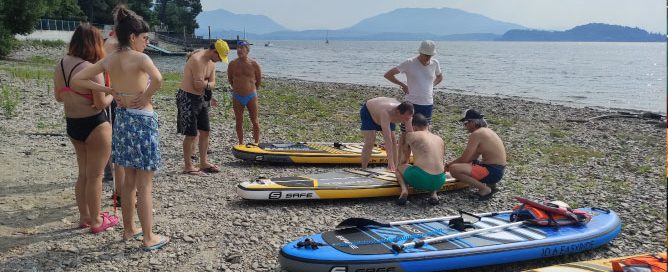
left=0, top=0, right=202, bottom=57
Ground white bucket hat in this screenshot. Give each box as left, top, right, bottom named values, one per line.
left=418, top=40, right=436, bottom=56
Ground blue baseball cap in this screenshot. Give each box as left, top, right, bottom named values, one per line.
left=238, top=41, right=250, bottom=47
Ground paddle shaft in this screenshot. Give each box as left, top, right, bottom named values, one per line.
left=390, top=210, right=513, bottom=226
left=398, top=221, right=525, bottom=250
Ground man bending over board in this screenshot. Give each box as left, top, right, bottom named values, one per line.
left=360, top=97, right=414, bottom=172
left=395, top=113, right=446, bottom=205
left=447, top=109, right=507, bottom=201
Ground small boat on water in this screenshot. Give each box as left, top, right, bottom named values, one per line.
left=265, top=41, right=273, bottom=47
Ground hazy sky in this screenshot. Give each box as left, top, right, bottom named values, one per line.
left=200, top=0, right=666, bottom=33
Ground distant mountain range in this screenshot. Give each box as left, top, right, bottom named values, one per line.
left=499, top=23, right=665, bottom=42
left=195, top=9, right=287, bottom=35
left=343, top=8, right=525, bottom=36
left=196, top=7, right=523, bottom=41
left=195, top=8, right=664, bottom=42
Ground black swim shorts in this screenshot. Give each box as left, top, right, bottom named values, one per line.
left=176, top=89, right=210, bottom=136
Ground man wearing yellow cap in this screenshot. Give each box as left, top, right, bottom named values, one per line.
left=176, top=39, right=229, bottom=176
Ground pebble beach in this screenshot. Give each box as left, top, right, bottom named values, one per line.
left=0, top=43, right=665, bottom=271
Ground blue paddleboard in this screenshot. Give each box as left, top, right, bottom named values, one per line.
left=279, top=208, right=621, bottom=272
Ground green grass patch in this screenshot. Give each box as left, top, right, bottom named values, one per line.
left=35, top=118, right=62, bottom=131
left=572, top=178, right=597, bottom=195
left=259, top=82, right=366, bottom=142
left=162, top=71, right=182, bottom=82
left=542, top=144, right=603, bottom=165
left=20, top=39, right=66, bottom=48
left=505, top=132, right=543, bottom=164
left=635, top=164, right=652, bottom=174
left=488, top=116, right=514, bottom=128
left=0, top=64, right=53, bottom=81
left=548, top=128, right=570, bottom=138
left=604, top=178, right=632, bottom=207
left=156, top=71, right=181, bottom=97
left=608, top=177, right=632, bottom=194
left=27, top=55, right=57, bottom=66
left=502, top=178, right=526, bottom=196
left=448, top=144, right=464, bottom=158
left=0, top=84, right=21, bottom=117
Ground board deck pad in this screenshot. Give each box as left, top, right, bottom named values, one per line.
left=254, top=170, right=397, bottom=189
left=256, top=142, right=381, bottom=154
left=237, top=168, right=468, bottom=200
left=322, top=215, right=547, bottom=255
left=258, top=143, right=378, bottom=154
left=232, top=142, right=395, bottom=164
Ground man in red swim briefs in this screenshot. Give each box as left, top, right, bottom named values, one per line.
left=447, top=109, right=507, bottom=201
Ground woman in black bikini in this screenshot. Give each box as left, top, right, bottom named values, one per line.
left=53, top=24, right=118, bottom=233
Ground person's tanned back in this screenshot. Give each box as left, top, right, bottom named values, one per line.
left=406, top=130, right=444, bottom=174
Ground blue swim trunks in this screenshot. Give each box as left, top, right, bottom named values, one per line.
left=400, top=104, right=433, bottom=132
left=360, top=104, right=396, bottom=131
left=471, top=160, right=505, bottom=185
left=112, top=108, right=161, bottom=171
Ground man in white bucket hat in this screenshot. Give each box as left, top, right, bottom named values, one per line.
left=384, top=40, right=444, bottom=164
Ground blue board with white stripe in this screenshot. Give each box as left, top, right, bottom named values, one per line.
left=279, top=208, right=621, bottom=272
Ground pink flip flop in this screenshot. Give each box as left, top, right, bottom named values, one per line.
left=90, top=212, right=119, bottom=234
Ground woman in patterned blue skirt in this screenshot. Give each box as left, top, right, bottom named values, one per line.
left=72, top=5, right=169, bottom=251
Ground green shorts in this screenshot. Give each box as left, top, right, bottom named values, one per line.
left=403, top=165, right=446, bottom=192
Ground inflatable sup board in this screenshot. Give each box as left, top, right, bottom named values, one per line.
left=279, top=208, right=621, bottom=272
left=232, top=142, right=403, bottom=164
left=237, top=168, right=467, bottom=200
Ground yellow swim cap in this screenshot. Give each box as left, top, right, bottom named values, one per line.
left=214, top=39, right=229, bottom=64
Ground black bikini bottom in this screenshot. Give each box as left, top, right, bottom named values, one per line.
left=66, top=111, right=108, bottom=141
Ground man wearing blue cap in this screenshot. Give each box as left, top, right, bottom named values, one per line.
left=447, top=109, right=507, bottom=201
left=228, top=41, right=263, bottom=145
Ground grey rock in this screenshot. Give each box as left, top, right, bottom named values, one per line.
left=226, top=254, right=242, bottom=264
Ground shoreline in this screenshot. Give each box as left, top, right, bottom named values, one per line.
left=264, top=75, right=667, bottom=116
left=0, top=43, right=665, bottom=271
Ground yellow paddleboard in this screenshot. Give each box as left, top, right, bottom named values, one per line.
left=237, top=168, right=468, bottom=200
left=233, top=142, right=407, bottom=164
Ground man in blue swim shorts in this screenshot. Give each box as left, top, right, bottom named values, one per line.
left=396, top=113, right=446, bottom=205
left=360, top=97, right=414, bottom=172
left=447, top=109, right=507, bottom=201
left=227, top=41, right=263, bottom=145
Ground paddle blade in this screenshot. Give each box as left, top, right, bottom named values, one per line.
left=336, top=218, right=391, bottom=229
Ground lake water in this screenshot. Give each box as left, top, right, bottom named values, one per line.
left=153, top=41, right=666, bottom=113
